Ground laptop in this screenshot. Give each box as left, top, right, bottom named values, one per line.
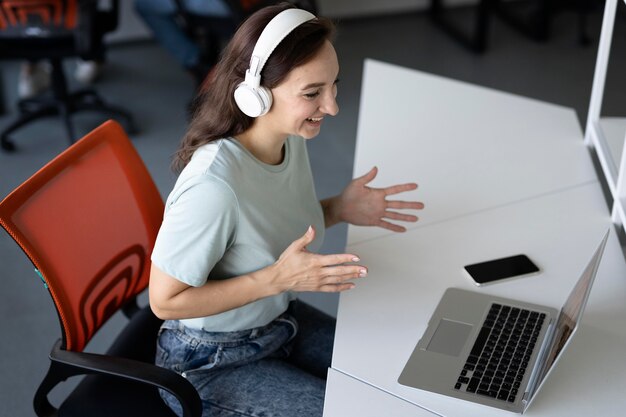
left=398, top=230, right=609, bottom=414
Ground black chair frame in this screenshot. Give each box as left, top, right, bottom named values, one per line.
left=32, top=298, right=202, bottom=417
left=0, top=0, right=137, bottom=152
left=429, top=0, right=600, bottom=54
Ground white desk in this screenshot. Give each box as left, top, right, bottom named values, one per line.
left=324, top=61, right=626, bottom=417
left=328, top=184, right=626, bottom=417
left=348, top=60, right=597, bottom=245
left=324, top=369, right=436, bottom=417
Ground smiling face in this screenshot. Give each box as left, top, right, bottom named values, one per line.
left=263, top=40, right=339, bottom=140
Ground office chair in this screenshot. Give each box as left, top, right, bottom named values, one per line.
left=0, top=0, right=137, bottom=152
left=491, top=0, right=599, bottom=45
left=173, top=0, right=318, bottom=79
left=0, top=120, right=201, bottom=417
left=430, top=0, right=600, bottom=53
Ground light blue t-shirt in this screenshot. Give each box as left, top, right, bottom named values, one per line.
left=151, top=136, right=325, bottom=331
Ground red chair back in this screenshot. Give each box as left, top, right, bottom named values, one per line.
left=0, top=120, right=163, bottom=352
left=0, top=0, right=77, bottom=31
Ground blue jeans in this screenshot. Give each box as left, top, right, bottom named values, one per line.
left=134, top=0, right=231, bottom=69
left=156, top=301, right=335, bottom=417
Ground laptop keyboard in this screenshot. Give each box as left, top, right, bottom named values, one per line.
left=453, top=303, right=546, bottom=403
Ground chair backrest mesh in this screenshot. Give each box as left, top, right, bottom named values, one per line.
left=0, top=0, right=77, bottom=31
left=0, top=120, right=164, bottom=352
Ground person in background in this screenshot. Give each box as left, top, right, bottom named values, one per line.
left=18, top=61, right=50, bottom=99
left=149, top=3, right=425, bottom=416
left=134, top=0, right=233, bottom=86
left=18, top=0, right=114, bottom=99
left=18, top=60, right=102, bottom=99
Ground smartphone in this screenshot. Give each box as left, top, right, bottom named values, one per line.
left=463, top=254, right=540, bottom=286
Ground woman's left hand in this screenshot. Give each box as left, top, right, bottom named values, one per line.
left=328, top=166, right=424, bottom=232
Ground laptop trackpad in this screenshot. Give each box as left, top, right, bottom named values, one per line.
left=426, top=319, right=473, bottom=356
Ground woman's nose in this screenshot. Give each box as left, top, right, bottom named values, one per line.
left=321, top=91, right=339, bottom=116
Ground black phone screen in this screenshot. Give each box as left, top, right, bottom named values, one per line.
left=464, top=254, right=540, bottom=285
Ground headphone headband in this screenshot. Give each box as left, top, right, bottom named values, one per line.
left=245, top=8, right=316, bottom=86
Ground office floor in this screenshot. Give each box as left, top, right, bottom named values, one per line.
left=1, top=5, right=626, bottom=416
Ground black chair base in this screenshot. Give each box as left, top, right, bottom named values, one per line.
left=1, top=59, right=137, bottom=152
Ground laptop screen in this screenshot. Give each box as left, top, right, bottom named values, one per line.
left=534, top=230, right=609, bottom=389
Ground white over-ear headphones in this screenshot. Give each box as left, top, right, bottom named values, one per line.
left=234, top=8, right=316, bottom=117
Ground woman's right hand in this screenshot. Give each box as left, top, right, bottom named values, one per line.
left=268, top=226, right=367, bottom=293
left=150, top=226, right=365, bottom=320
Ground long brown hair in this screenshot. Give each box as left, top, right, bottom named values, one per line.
left=171, top=2, right=336, bottom=172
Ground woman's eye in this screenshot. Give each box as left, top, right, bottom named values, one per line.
left=304, top=91, right=320, bottom=99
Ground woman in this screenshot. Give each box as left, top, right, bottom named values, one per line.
left=150, top=3, right=424, bottom=416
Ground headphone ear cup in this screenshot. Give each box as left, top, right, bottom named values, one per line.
left=255, top=86, right=272, bottom=116
left=234, top=83, right=273, bottom=117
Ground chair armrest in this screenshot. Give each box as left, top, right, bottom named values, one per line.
left=49, top=339, right=202, bottom=417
